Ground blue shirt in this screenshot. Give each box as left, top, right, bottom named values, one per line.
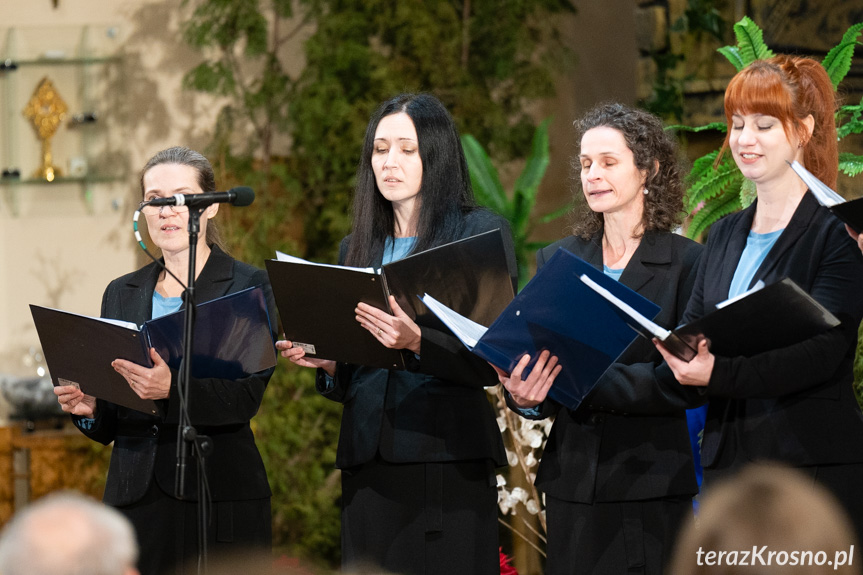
left=152, top=291, right=183, bottom=319
left=728, top=228, right=783, bottom=298
left=383, top=236, right=418, bottom=265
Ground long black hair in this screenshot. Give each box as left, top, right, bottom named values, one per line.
left=344, top=93, right=476, bottom=267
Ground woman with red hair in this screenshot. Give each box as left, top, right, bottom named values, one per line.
left=656, top=55, right=863, bottom=538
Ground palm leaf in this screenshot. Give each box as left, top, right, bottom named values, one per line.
left=717, top=45, right=745, bottom=71
left=732, top=16, right=774, bottom=65
left=666, top=121, right=727, bottom=134
left=686, top=191, right=742, bottom=240
left=839, top=153, right=863, bottom=177
left=837, top=98, right=863, bottom=138
left=539, top=202, right=573, bottom=224
left=511, top=118, right=552, bottom=236
left=685, top=152, right=742, bottom=212
left=822, top=23, right=863, bottom=89
left=461, top=135, right=508, bottom=215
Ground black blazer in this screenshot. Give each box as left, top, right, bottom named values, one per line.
left=681, top=192, right=863, bottom=469
left=317, top=209, right=516, bottom=469
left=514, top=230, right=703, bottom=503
left=73, top=245, right=276, bottom=506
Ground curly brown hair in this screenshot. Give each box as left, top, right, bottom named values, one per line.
left=569, top=102, right=686, bottom=239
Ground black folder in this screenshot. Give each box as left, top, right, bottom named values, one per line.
left=266, top=229, right=514, bottom=370
left=31, top=286, right=277, bottom=415
left=582, top=275, right=840, bottom=362
left=422, top=248, right=662, bottom=410
left=790, top=160, right=863, bottom=233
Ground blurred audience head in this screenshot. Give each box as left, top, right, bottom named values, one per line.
left=0, top=491, right=139, bottom=575
left=670, top=463, right=860, bottom=574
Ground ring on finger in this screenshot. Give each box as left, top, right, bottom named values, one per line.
left=377, top=328, right=383, bottom=337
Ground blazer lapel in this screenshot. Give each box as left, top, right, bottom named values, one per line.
left=619, top=230, right=670, bottom=294
left=750, top=192, right=818, bottom=285
left=191, top=245, right=235, bottom=303
left=118, top=264, right=160, bottom=326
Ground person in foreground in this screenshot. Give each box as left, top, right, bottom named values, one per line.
left=0, top=491, right=139, bottom=575
left=277, top=93, right=517, bottom=575
left=53, top=147, right=276, bottom=575
left=498, top=102, right=703, bottom=574
left=655, top=55, right=863, bottom=540
left=670, top=464, right=861, bottom=575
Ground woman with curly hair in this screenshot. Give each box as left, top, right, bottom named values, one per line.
left=497, top=102, right=703, bottom=574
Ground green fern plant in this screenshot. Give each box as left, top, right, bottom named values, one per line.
left=462, top=118, right=571, bottom=289
left=674, top=17, right=863, bottom=240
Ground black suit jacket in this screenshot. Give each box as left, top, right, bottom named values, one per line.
left=514, top=230, right=703, bottom=503
left=681, top=192, right=863, bottom=469
left=317, top=209, right=516, bottom=469
left=73, top=245, right=276, bottom=505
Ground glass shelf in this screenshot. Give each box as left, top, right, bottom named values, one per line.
left=0, top=25, right=126, bottom=217
left=1, top=56, right=121, bottom=69
left=0, top=175, right=120, bottom=186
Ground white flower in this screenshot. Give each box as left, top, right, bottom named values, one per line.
left=511, top=487, right=528, bottom=503
left=523, top=428, right=544, bottom=448
left=506, top=450, right=518, bottom=467
left=496, top=474, right=507, bottom=487
left=524, top=452, right=537, bottom=467
left=526, top=499, right=541, bottom=515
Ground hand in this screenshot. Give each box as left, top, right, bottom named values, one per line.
left=54, top=384, right=97, bottom=418
left=654, top=337, right=714, bottom=387
left=275, top=339, right=336, bottom=375
left=355, top=295, right=421, bottom=354
left=112, top=347, right=172, bottom=400
left=846, top=224, right=863, bottom=254
left=493, top=350, right=561, bottom=409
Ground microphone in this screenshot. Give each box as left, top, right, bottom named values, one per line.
left=147, top=186, right=255, bottom=209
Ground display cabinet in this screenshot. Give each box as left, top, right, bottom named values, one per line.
left=0, top=25, right=125, bottom=214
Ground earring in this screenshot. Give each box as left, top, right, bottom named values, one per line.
left=643, top=188, right=649, bottom=195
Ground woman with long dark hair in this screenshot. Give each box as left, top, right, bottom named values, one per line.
left=277, top=93, right=517, bottom=575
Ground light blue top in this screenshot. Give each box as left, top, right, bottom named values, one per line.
left=728, top=228, right=783, bottom=298
left=152, top=291, right=183, bottom=319
left=383, top=236, right=418, bottom=265
left=603, top=265, right=624, bottom=282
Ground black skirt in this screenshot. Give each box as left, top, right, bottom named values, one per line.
left=340, top=457, right=499, bottom=575
left=118, top=479, right=271, bottom=575
left=544, top=495, right=691, bottom=575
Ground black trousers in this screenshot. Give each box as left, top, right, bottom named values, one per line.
left=544, top=495, right=692, bottom=575
left=117, top=479, right=272, bottom=575
left=341, top=457, right=499, bottom=575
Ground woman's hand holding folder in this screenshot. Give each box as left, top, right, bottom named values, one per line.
left=654, top=338, right=714, bottom=387
left=276, top=340, right=337, bottom=376
left=355, top=296, right=422, bottom=355
left=493, top=350, right=562, bottom=409
left=54, top=384, right=97, bottom=418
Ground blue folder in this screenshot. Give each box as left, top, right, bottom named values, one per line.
left=426, top=248, right=660, bottom=410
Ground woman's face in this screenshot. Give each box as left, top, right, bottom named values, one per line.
left=371, top=112, right=423, bottom=210
left=729, top=112, right=801, bottom=186
left=579, top=126, right=646, bottom=218
left=142, top=163, right=216, bottom=257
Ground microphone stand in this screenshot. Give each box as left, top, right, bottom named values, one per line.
left=174, top=206, right=213, bottom=574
